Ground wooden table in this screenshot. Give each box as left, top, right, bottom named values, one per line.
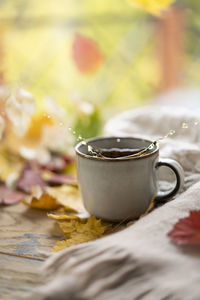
left=0, top=203, right=62, bottom=299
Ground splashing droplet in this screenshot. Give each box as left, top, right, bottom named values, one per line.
left=73, top=131, right=76, bottom=135
left=117, top=138, right=121, bottom=143
left=68, top=127, right=72, bottom=131
left=59, top=122, right=63, bottom=127
left=194, top=120, right=199, bottom=126
left=169, top=129, right=175, bottom=135
left=182, top=122, right=188, bottom=129
left=47, top=114, right=51, bottom=119
left=88, top=145, right=93, bottom=153
left=77, top=135, right=83, bottom=141
left=81, top=140, right=87, bottom=145
left=148, top=143, right=154, bottom=150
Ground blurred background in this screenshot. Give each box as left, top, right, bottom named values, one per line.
left=0, top=0, right=200, bottom=138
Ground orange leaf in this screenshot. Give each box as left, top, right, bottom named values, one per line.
left=20, top=193, right=60, bottom=210
left=72, top=33, right=103, bottom=74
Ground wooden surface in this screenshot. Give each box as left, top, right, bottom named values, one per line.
left=0, top=203, right=63, bottom=299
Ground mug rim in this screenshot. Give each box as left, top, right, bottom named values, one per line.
left=75, top=136, right=159, bottom=161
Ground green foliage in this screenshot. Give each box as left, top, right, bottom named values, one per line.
left=73, top=107, right=102, bottom=140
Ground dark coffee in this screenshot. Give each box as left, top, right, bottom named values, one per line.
left=96, top=147, right=147, bottom=158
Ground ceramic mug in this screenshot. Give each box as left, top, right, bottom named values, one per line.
left=75, top=137, right=184, bottom=221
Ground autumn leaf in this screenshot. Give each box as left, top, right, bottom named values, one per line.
left=47, top=210, right=90, bottom=221
left=40, top=158, right=66, bottom=173
left=46, top=185, right=84, bottom=213
left=42, top=171, right=77, bottom=187
left=52, top=216, right=111, bottom=251
left=0, top=147, right=24, bottom=182
left=5, top=88, right=36, bottom=137
left=21, top=193, right=61, bottom=210
left=18, top=163, right=46, bottom=193
left=20, top=184, right=85, bottom=214
left=0, top=185, right=25, bottom=205
left=0, top=116, right=5, bottom=140
left=128, top=0, right=174, bottom=15
left=25, top=113, right=54, bottom=142
left=168, top=210, right=200, bottom=245
left=72, top=33, right=104, bottom=74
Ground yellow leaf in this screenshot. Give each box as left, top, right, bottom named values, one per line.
left=25, top=113, right=54, bottom=142
left=47, top=211, right=90, bottom=220
left=52, top=240, right=72, bottom=252
left=128, top=0, right=174, bottom=15
left=48, top=213, right=80, bottom=220
left=0, top=149, right=24, bottom=181
left=20, top=184, right=85, bottom=214
left=46, top=185, right=85, bottom=213
left=0, top=133, right=25, bottom=181
left=20, top=193, right=61, bottom=210
left=52, top=216, right=111, bottom=251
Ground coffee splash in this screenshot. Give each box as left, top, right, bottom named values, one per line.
left=97, top=148, right=146, bottom=158
left=69, top=119, right=199, bottom=159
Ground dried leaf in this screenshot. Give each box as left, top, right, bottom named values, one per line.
left=5, top=89, right=35, bottom=137
left=128, top=0, right=173, bottom=15
left=18, top=163, right=46, bottom=193
left=42, top=171, right=77, bottom=186
left=47, top=211, right=89, bottom=221
left=20, top=193, right=61, bottom=210
left=0, top=116, right=5, bottom=140
left=168, top=210, right=200, bottom=245
left=25, top=113, right=54, bottom=142
left=52, top=216, right=111, bottom=251
left=52, top=240, right=72, bottom=252
left=40, top=157, right=67, bottom=173
left=0, top=185, right=25, bottom=205
left=46, top=185, right=84, bottom=213
left=0, top=148, right=24, bottom=182
left=72, top=34, right=103, bottom=74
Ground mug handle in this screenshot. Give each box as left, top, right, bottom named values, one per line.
left=155, top=158, right=184, bottom=203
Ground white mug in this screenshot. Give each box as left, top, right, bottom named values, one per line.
left=75, top=137, right=184, bottom=221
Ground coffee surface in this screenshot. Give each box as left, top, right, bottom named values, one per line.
left=96, top=147, right=146, bottom=158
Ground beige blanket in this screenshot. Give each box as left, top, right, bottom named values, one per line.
left=32, top=105, right=200, bottom=300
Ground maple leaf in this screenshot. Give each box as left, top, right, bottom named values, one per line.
left=168, top=210, right=200, bottom=245
left=0, top=185, right=25, bottom=205
left=47, top=210, right=90, bottom=221
left=42, top=171, right=77, bottom=187
left=46, top=185, right=84, bottom=213
left=20, top=184, right=85, bottom=214
left=128, top=0, right=174, bottom=15
left=52, top=216, right=111, bottom=251
left=18, top=163, right=46, bottom=193
left=72, top=33, right=104, bottom=74
left=20, top=192, right=61, bottom=210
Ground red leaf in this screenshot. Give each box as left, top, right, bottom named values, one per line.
left=0, top=185, right=25, bottom=205
left=44, top=173, right=77, bottom=187
left=168, top=210, right=200, bottom=245
left=40, top=157, right=67, bottom=173
left=18, top=163, right=46, bottom=193
left=39, top=154, right=74, bottom=173
left=72, top=33, right=103, bottom=74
